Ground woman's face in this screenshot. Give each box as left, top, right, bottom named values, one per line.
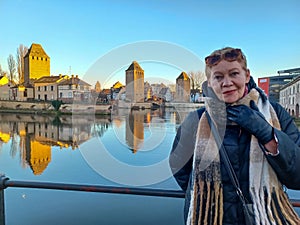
left=208, top=60, right=250, bottom=104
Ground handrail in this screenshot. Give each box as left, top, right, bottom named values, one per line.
left=0, top=176, right=184, bottom=198
left=1, top=175, right=300, bottom=204
left=1, top=174, right=300, bottom=225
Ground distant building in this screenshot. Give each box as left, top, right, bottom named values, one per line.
left=258, top=71, right=300, bottom=103
left=12, top=84, right=35, bottom=101
left=111, top=81, right=124, bottom=100
left=58, top=75, right=92, bottom=103
left=144, top=81, right=152, bottom=101
left=34, top=75, right=69, bottom=101
left=24, top=43, right=50, bottom=85
left=0, top=75, right=10, bottom=100
left=175, top=72, right=190, bottom=102
left=158, top=87, right=172, bottom=102
left=280, top=74, right=300, bottom=117
left=125, top=61, right=144, bottom=103
left=95, top=81, right=101, bottom=92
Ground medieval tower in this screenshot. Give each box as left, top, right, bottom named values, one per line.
left=175, top=72, right=190, bottom=102
left=24, top=43, right=50, bottom=85
left=125, top=61, right=144, bottom=103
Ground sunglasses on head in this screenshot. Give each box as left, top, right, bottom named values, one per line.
left=205, top=48, right=244, bottom=66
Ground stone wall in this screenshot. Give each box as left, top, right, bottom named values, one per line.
left=0, top=100, right=111, bottom=114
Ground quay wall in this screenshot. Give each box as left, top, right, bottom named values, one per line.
left=0, top=100, right=203, bottom=114
left=0, top=100, right=111, bottom=115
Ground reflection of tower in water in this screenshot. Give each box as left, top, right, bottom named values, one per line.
left=25, top=139, right=51, bottom=175
left=126, top=110, right=145, bottom=153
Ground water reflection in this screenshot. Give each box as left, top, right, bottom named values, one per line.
left=0, top=113, right=111, bottom=175
left=0, top=108, right=192, bottom=176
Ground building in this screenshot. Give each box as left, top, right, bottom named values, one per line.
left=158, top=87, right=172, bottom=102
left=258, top=68, right=300, bottom=103
left=125, top=61, right=144, bottom=103
left=34, top=75, right=69, bottom=101
left=0, top=75, right=10, bottom=100
left=58, top=75, right=92, bottom=103
left=12, top=84, right=35, bottom=101
left=280, top=75, right=300, bottom=117
left=24, top=43, right=50, bottom=85
left=175, top=72, right=190, bottom=102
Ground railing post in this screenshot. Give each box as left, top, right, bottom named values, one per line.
left=0, top=174, right=8, bottom=225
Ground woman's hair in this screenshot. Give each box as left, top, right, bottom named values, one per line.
left=205, top=47, right=248, bottom=78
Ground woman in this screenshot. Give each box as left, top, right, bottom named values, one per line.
left=169, top=47, right=300, bottom=225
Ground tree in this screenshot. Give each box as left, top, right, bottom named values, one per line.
left=7, top=54, right=16, bottom=83
left=16, top=44, right=28, bottom=84
left=51, top=100, right=63, bottom=111
left=188, top=70, right=206, bottom=102
left=0, top=63, right=6, bottom=76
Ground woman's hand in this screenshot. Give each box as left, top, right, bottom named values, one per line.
left=226, top=100, right=274, bottom=145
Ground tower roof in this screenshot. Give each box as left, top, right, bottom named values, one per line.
left=176, top=72, right=189, bottom=80
left=126, top=61, right=144, bottom=72
left=24, top=43, right=50, bottom=58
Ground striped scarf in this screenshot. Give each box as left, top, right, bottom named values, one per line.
left=187, top=88, right=300, bottom=225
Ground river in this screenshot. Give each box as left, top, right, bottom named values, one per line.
left=0, top=108, right=299, bottom=225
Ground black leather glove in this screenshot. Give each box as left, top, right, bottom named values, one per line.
left=226, top=100, right=274, bottom=144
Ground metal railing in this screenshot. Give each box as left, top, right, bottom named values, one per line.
left=1, top=174, right=299, bottom=225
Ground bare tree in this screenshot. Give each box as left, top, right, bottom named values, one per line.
left=16, top=44, right=28, bottom=84
left=7, top=54, right=16, bottom=83
left=188, top=70, right=206, bottom=102
left=0, top=63, right=5, bottom=76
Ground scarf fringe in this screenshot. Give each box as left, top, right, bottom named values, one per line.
left=250, top=187, right=300, bottom=225
left=188, top=180, right=223, bottom=225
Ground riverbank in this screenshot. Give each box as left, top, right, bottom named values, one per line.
left=0, top=100, right=112, bottom=115
left=0, top=100, right=204, bottom=115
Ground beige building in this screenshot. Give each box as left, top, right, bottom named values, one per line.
left=58, top=75, right=92, bottom=103
left=34, top=75, right=69, bottom=101
left=125, top=61, right=144, bottom=103
left=24, top=43, right=50, bottom=85
left=280, top=75, right=300, bottom=118
left=175, top=72, right=190, bottom=102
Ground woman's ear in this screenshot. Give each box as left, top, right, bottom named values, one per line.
left=245, top=69, right=251, bottom=83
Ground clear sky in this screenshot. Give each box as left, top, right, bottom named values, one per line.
left=1, top=0, right=300, bottom=88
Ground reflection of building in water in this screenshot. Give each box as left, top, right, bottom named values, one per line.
left=0, top=114, right=110, bottom=175
left=126, top=110, right=145, bottom=153
left=26, top=140, right=51, bottom=175
left=0, top=131, right=10, bottom=143
left=58, top=116, right=93, bottom=149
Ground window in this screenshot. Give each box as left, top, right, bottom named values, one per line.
left=32, top=56, right=34, bottom=59
left=51, top=86, right=54, bottom=91
left=38, top=87, right=40, bottom=91
left=44, top=86, right=47, bottom=91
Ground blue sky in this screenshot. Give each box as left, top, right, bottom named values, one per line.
left=1, top=0, right=300, bottom=88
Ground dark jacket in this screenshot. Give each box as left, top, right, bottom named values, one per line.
left=169, top=101, right=300, bottom=225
